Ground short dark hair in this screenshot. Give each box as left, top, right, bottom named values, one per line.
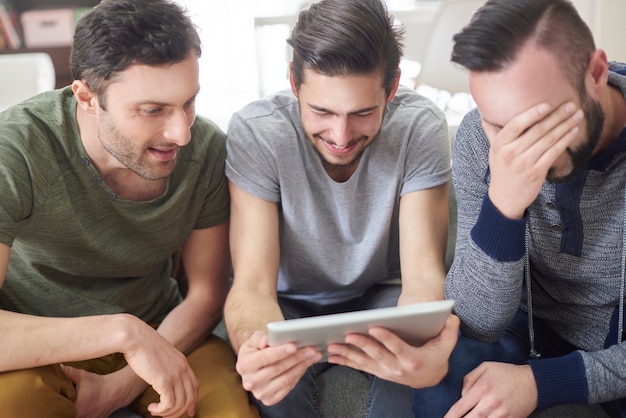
left=451, top=0, right=595, bottom=92
left=70, top=0, right=201, bottom=99
left=288, top=0, right=404, bottom=96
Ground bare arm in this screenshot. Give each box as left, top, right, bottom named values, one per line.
left=224, top=182, right=283, bottom=352
left=88, top=223, right=233, bottom=414
left=224, top=182, right=321, bottom=405
left=0, top=243, right=154, bottom=371
left=398, top=183, right=449, bottom=305
left=157, top=222, right=231, bottom=354
left=0, top=223, right=229, bottom=367
left=0, top=233, right=217, bottom=417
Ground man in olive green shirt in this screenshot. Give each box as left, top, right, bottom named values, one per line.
left=0, top=1, right=257, bottom=417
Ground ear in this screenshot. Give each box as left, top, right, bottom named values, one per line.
left=289, top=62, right=298, bottom=98
left=587, top=49, right=609, bottom=95
left=72, top=80, right=98, bottom=113
left=386, top=69, right=401, bottom=103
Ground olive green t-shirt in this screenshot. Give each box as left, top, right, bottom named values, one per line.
left=0, top=87, right=229, bottom=323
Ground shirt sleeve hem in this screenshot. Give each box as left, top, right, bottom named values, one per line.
left=470, top=194, right=527, bottom=261
left=529, top=351, right=589, bottom=410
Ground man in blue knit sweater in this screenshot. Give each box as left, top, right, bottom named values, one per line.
left=412, top=0, right=626, bottom=416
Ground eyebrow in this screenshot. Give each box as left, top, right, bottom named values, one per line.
left=307, top=103, right=379, bottom=116
left=134, top=90, right=200, bottom=107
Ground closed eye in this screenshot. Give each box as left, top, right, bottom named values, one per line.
left=143, top=107, right=163, bottom=115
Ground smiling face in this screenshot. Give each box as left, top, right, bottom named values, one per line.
left=92, top=54, right=200, bottom=181
left=292, top=68, right=398, bottom=181
left=469, top=44, right=604, bottom=183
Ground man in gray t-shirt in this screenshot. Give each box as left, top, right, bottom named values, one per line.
left=224, top=0, right=460, bottom=416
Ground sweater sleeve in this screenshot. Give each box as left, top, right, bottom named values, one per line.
left=529, top=352, right=588, bottom=409
left=580, top=335, right=626, bottom=404
left=445, top=109, right=527, bottom=342
left=531, top=340, right=626, bottom=408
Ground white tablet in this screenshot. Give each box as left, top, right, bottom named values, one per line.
left=266, top=300, right=454, bottom=355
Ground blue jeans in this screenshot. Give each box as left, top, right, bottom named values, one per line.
left=252, top=284, right=413, bottom=418
left=411, top=310, right=626, bottom=417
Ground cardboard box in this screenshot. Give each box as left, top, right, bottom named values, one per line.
left=21, top=8, right=75, bottom=48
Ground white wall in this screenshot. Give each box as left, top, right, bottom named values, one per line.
left=571, top=0, right=626, bottom=61
left=177, top=0, right=435, bottom=131
left=595, top=0, right=626, bottom=61
left=175, top=0, right=260, bottom=131
left=178, top=0, right=626, bottom=131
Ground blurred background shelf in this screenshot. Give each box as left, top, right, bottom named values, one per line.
left=0, top=0, right=97, bottom=88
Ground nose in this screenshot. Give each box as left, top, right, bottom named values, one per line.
left=163, top=108, right=194, bottom=146
left=330, top=116, right=351, bottom=147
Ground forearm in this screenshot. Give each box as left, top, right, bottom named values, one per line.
left=160, top=223, right=230, bottom=354
left=398, top=185, right=448, bottom=305
left=447, top=196, right=526, bottom=341
left=0, top=310, right=146, bottom=372
left=224, top=286, right=283, bottom=353
left=226, top=182, right=283, bottom=351
left=399, top=271, right=445, bottom=305
left=446, top=237, right=525, bottom=341
left=156, top=292, right=220, bottom=355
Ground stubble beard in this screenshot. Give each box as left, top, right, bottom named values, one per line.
left=546, top=94, right=605, bottom=183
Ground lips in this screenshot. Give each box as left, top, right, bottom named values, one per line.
left=149, top=147, right=178, bottom=161
left=323, top=140, right=359, bottom=155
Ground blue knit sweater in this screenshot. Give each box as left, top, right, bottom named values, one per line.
left=447, top=62, right=626, bottom=409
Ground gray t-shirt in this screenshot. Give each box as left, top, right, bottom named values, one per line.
left=226, top=86, right=450, bottom=304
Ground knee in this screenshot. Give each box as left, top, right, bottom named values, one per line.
left=188, top=335, right=239, bottom=375
left=0, top=365, right=75, bottom=416
left=175, top=337, right=259, bottom=418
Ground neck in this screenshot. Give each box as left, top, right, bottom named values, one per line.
left=104, top=170, right=168, bottom=201
left=595, top=85, right=626, bottom=155
left=76, top=105, right=111, bottom=173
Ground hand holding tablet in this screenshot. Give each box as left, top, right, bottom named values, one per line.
left=266, top=299, right=455, bottom=354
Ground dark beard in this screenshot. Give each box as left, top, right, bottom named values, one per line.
left=316, top=148, right=364, bottom=170
left=310, top=134, right=368, bottom=169
left=547, top=94, right=604, bottom=183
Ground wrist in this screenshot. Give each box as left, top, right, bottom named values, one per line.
left=488, top=189, right=526, bottom=220
left=108, top=313, right=147, bottom=354
left=116, top=366, right=150, bottom=405
left=98, top=365, right=149, bottom=409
